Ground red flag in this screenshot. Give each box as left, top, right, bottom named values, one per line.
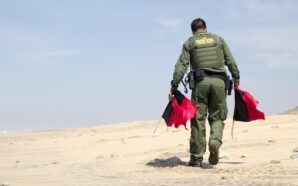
left=162, top=90, right=198, bottom=129
left=233, top=86, right=265, bottom=121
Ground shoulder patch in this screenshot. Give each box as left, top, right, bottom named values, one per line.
left=195, top=37, right=214, bottom=45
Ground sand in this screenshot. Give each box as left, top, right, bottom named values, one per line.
left=1, top=115, right=298, bottom=186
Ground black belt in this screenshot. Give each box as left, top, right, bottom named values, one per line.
left=183, top=69, right=232, bottom=95
left=196, top=70, right=226, bottom=82
left=189, top=69, right=232, bottom=95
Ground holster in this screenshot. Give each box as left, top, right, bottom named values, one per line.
left=186, top=71, right=195, bottom=90
left=225, top=75, right=233, bottom=95
left=185, top=69, right=205, bottom=90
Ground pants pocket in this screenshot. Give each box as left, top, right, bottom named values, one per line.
left=219, top=106, right=228, bottom=121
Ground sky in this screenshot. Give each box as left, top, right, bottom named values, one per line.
left=0, top=0, right=298, bottom=132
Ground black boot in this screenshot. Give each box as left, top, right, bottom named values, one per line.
left=208, top=144, right=219, bottom=165
left=188, top=155, right=202, bottom=167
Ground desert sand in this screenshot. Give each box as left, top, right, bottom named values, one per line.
left=1, top=115, right=298, bottom=186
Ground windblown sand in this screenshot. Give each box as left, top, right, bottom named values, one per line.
left=1, top=115, right=298, bottom=186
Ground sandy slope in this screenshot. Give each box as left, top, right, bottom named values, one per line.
left=281, top=106, right=298, bottom=115
left=1, top=115, right=298, bottom=186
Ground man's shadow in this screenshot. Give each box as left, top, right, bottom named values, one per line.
left=146, top=156, right=187, bottom=167
left=146, top=156, right=215, bottom=169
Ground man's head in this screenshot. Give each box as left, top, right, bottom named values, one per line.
left=191, top=18, right=207, bottom=34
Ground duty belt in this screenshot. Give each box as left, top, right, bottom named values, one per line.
left=203, top=70, right=226, bottom=82
left=183, top=69, right=233, bottom=95
left=193, top=70, right=233, bottom=95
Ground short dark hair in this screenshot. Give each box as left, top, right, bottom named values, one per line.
left=191, top=18, right=207, bottom=32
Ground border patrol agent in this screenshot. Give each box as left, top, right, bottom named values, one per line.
left=169, top=18, right=240, bottom=167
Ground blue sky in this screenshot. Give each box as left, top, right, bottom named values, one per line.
left=1, top=0, right=298, bottom=131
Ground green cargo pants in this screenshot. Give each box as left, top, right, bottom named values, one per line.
left=190, top=77, right=227, bottom=161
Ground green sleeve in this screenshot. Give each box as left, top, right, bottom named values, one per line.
left=171, top=41, right=191, bottom=89
left=221, top=37, right=240, bottom=86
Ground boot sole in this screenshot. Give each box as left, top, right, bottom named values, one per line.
left=188, top=162, right=202, bottom=167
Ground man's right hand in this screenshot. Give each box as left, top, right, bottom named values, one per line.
left=168, top=90, right=175, bottom=101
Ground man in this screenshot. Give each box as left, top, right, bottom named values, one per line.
left=169, top=18, right=240, bottom=167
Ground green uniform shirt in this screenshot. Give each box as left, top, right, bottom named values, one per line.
left=172, top=29, right=240, bottom=89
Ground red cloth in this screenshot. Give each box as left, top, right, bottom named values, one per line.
left=167, top=97, right=198, bottom=129
left=235, top=86, right=265, bottom=121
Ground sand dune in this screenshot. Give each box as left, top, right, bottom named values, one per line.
left=281, top=106, right=298, bottom=115
left=1, top=115, right=298, bottom=186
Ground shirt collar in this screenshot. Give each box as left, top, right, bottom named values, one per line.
left=195, top=29, right=207, bottom=35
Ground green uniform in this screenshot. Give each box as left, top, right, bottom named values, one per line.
left=172, top=29, right=240, bottom=162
